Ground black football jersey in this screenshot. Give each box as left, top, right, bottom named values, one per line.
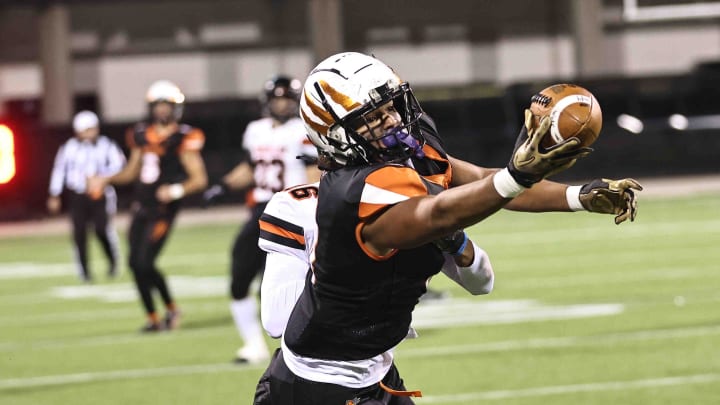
left=125, top=123, right=205, bottom=206
left=284, top=127, right=451, bottom=360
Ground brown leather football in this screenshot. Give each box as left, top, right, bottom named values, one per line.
left=529, top=83, right=602, bottom=149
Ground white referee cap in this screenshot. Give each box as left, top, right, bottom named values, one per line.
left=73, top=110, right=99, bottom=133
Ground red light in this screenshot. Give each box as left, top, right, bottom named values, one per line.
left=0, top=124, right=16, bottom=184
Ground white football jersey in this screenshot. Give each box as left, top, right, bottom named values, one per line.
left=258, top=182, right=319, bottom=262
left=242, top=117, right=317, bottom=204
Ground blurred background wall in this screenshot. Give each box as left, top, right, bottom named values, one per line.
left=1, top=0, right=719, bottom=220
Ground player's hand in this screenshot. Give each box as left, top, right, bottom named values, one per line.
left=155, top=184, right=176, bottom=204
left=86, top=176, right=107, bottom=200
left=434, top=230, right=475, bottom=267
left=507, top=109, right=593, bottom=187
left=47, top=196, right=61, bottom=215
left=202, top=183, right=228, bottom=207
left=579, top=178, right=643, bottom=224
left=433, top=229, right=468, bottom=255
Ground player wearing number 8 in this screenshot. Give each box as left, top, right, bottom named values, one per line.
left=87, top=80, right=208, bottom=332
left=202, top=75, right=320, bottom=364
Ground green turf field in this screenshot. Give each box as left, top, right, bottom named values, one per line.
left=1, top=193, right=719, bottom=404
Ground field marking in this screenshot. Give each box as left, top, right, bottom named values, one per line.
left=0, top=262, right=75, bottom=279
left=506, top=264, right=719, bottom=289
left=0, top=298, right=621, bottom=351
left=411, top=299, right=622, bottom=328
left=50, top=275, right=228, bottom=302
left=0, top=301, right=228, bottom=326
left=0, top=254, right=228, bottom=280
left=417, top=373, right=720, bottom=403
left=470, top=217, right=720, bottom=246
left=398, top=324, right=720, bottom=358
left=0, top=362, right=264, bottom=390
left=1, top=325, right=719, bottom=391
left=1, top=362, right=717, bottom=399
left=0, top=323, right=232, bottom=353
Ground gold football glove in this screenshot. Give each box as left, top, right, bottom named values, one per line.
left=579, top=178, right=644, bottom=224
left=508, top=109, right=593, bottom=187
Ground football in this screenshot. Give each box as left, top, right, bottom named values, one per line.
left=529, top=83, right=602, bottom=149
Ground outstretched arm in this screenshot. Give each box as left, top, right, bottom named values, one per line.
left=362, top=113, right=588, bottom=255
left=448, top=155, right=642, bottom=220
left=449, top=156, right=574, bottom=212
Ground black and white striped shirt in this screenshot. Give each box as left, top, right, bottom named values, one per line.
left=49, top=136, right=126, bottom=196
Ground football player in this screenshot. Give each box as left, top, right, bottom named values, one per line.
left=254, top=179, right=493, bottom=404
left=203, top=76, right=321, bottom=363
left=88, top=80, right=208, bottom=332
left=255, top=52, right=642, bottom=404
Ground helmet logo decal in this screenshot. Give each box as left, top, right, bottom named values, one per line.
left=300, top=109, right=329, bottom=134
left=303, top=91, right=334, bottom=125
left=319, top=81, right=361, bottom=111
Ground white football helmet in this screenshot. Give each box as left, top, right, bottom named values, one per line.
left=300, top=52, right=424, bottom=166
left=146, top=80, right=185, bottom=122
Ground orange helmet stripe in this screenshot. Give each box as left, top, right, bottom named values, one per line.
left=300, top=109, right=329, bottom=134
left=303, top=91, right=334, bottom=125
left=319, top=80, right=362, bottom=111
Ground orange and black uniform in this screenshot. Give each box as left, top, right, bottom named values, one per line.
left=125, top=123, right=205, bottom=317
left=262, top=117, right=452, bottom=404
left=284, top=165, right=448, bottom=360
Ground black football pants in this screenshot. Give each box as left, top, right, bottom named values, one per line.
left=254, top=349, right=416, bottom=405
left=128, top=202, right=179, bottom=315
left=68, top=191, right=119, bottom=280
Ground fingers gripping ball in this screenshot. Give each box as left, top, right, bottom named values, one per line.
left=530, top=84, right=602, bottom=150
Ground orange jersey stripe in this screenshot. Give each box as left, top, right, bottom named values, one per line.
left=354, top=222, right=397, bottom=261
left=259, top=219, right=305, bottom=246
left=179, top=128, right=205, bottom=152
left=358, top=166, right=428, bottom=219
left=421, top=144, right=452, bottom=187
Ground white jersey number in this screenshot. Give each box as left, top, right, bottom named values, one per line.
left=140, top=152, right=161, bottom=184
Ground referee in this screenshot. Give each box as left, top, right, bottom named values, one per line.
left=47, top=110, right=126, bottom=282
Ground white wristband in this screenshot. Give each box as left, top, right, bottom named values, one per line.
left=493, top=168, right=527, bottom=198
left=168, top=183, right=185, bottom=200
left=565, top=185, right=584, bottom=211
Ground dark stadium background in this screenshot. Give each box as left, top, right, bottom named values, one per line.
left=1, top=0, right=719, bottom=220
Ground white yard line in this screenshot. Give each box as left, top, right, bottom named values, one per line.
left=1, top=364, right=717, bottom=400
left=398, top=324, right=720, bottom=357
left=0, top=362, right=264, bottom=390
left=2, top=324, right=719, bottom=389
left=417, top=374, right=720, bottom=403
